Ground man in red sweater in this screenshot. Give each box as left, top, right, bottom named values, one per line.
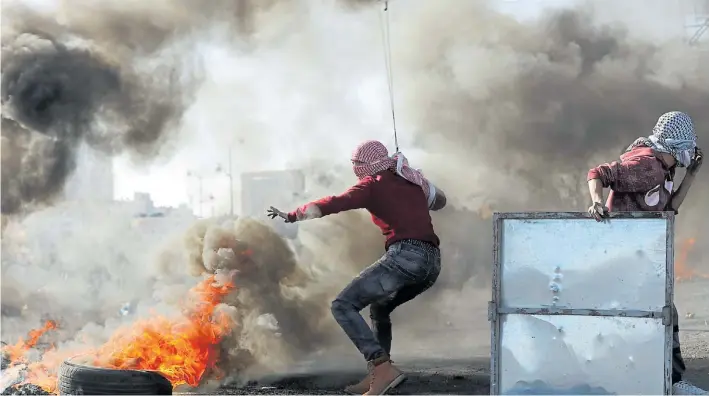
left=268, top=140, right=446, bottom=395
left=587, top=111, right=703, bottom=393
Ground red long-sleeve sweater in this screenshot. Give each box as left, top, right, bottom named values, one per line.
left=587, top=146, right=674, bottom=212
left=287, top=170, right=440, bottom=250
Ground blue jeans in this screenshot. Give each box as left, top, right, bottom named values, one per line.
left=331, top=239, right=441, bottom=362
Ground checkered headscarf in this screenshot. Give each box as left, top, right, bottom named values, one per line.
left=627, top=111, right=697, bottom=167
left=351, top=140, right=434, bottom=206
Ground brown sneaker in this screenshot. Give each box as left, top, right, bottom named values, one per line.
left=344, top=373, right=371, bottom=395
left=344, top=360, right=398, bottom=394
left=363, top=358, right=406, bottom=395
left=345, top=359, right=403, bottom=395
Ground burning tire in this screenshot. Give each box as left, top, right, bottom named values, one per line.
left=57, top=358, right=172, bottom=395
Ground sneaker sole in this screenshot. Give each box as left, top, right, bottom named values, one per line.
left=345, top=376, right=408, bottom=395
left=379, top=374, right=407, bottom=395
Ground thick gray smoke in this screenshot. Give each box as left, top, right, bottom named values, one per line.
left=2, top=0, right=709, bottom=389
left=399, top=1, right=709, bottom=291
left=0, top=0, right=210, bottom=215
left=179, top=217, right=361, bottom=382
left=0, top=27, right=182, bottom=214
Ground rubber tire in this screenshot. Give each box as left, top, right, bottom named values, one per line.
left=57, top=358, right=172, bottom=395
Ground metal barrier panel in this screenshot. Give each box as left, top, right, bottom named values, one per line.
left=489, top=212, right=674, bottom=395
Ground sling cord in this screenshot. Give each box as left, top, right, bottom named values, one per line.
left=378, top=0, right=399, bottom=153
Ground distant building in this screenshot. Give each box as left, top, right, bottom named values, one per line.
left=240, top=169, right=305, bottom=239
left=240, top=170, right=305, bottom=217
left=132, top=192, right=156, bottom=215
left=127, top=192, right=195, bottom=236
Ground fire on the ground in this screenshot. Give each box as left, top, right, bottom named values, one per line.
left=1, top=275, right=234, bottom=394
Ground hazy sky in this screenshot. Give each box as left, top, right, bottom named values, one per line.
left=110, top=0, right=582, bottom=211
left=19, top=0, right=700, bottom=214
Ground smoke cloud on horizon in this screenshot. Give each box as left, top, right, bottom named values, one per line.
left=2, top=0, right=708, bottom=388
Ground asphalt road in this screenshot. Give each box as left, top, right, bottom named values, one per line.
left=203, top=357, right=708, bottom=395
left=211, top=358, right=490, bottom=395
left=4, top=277, right=707, bottom=395
left=205, top=278, right=709, bottom=395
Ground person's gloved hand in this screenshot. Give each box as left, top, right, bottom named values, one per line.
left=267, top=206, right=292, bottom=223
left=688, top=147, right=703, bottom=176
left=588, top=202, right=609, bottom=222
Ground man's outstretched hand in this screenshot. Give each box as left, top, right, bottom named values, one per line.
left=267, top=206, right=292, bottom=223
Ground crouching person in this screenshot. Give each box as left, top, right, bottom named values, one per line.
left=587, top=111, right=703, bottom=391
left=267, top=140, right=447, bottom=395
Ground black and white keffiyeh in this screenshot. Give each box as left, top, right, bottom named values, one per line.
left=627, top=111, right=697, bottom=167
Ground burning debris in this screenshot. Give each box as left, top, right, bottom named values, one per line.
left=0, top=214, right=358, bottom=394
left=1, top=384, right=50, bottom=396
left=1, top=321, right=57, bottom=364
left=1, top=321, right=57, bottom=394
left=181, top=218, right=342, bottom=379
left=90, top=274, right=234, bottom=388
left=1, top=275, right=234, bottom=394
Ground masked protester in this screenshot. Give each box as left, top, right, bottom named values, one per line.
left=587, top=111, right=703, bottom=392
left=268, top=140, right=446, bottom=395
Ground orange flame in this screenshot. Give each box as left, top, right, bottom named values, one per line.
left=2, top=275, right=235, bottom=394
left=22, top=348, right=74, bottom=393
left=675, top=238, right=709, bottom=282
left=90, top=276, right=234, bottom=387
left=2, top=320, right=57, bottom=362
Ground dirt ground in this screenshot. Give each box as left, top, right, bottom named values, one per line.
left=206, top=278, right=709, bottom=395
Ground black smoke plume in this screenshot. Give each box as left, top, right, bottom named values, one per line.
left=1, top=4, right=193, bottom=215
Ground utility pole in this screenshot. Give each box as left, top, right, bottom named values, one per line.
left=186, top=171, right=204, bottom=217
left=216, top=146, right=235, bottom=217
left=686, top=0, right=709, bottom=46
left=228, top=146, right=234, bottom=216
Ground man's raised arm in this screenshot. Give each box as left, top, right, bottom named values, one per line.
left=287, top=177, right=375, bottom=222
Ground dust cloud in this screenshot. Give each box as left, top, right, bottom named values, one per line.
left=2, top=0, right=708, bottom=388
